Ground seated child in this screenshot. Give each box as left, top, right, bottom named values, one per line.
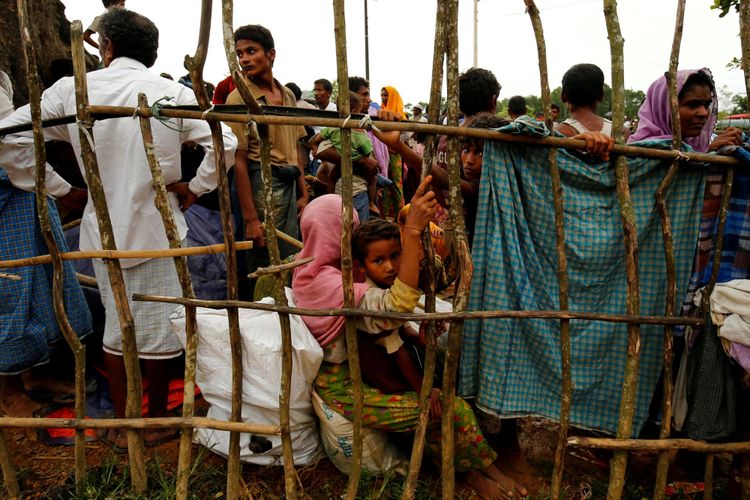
left=352, top=218, right=442, bottom=420
left=312, top=92, right=379, bottom=222
left=556, top=63, right=613, bottom=137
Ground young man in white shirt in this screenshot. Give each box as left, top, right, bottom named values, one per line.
left=0, top=8, right=236, bottom=449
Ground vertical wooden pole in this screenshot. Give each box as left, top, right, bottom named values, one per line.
left=17, top=0, right=87, bottom=490
left=603, top=1, right=643, bottom=498
left=136, top=93, right=198, bottom=500
left=653, top=2, right=686, bottom=499
left=331, top=2, right=362, bottom=498
left=0, top=429, right=19, bottom=498
left=704, top=454, right=714, bottom=500
left=402, top=1, right=446, bottom=498
left=188, top=2, right=244, bottom=498
left=522, top=2, right=571, bottom=498
left=441, top=0, right=468, bottom=498
left=70, top=20, right=147, bottom=493
left=738, top=5, right=750, bottom=497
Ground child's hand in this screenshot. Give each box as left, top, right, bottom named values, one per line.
left=429, top=388, right=442, bottom=421
left=405, top=176, right=437, bottom=232
left=419, top=320, right=447, bottom=345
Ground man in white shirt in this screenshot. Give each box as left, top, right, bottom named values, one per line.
left=0, top=8, right=236, bottom=448
left=313, top=78, right=337, bottom=112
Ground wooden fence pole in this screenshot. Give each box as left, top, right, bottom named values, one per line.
left=653, top=2, right=686, bottom=499
left=522, top=2, right=572, bottom=498
left=70, top=20, right=147, bottom=493
left=603, top=1, right=642, bottom=498
left=187, top=3, right=247, bottom=498
left=17, top=0, right=88, bottom=490
left=330, top=2, right=362, bottom=498
left=0, top=429, right=19, bottom=498
left=739, top=2, right=750, bottom=497
left=218, top=2, right=297, bottom=497
left=440, top=0, right=469, bottom=497
left=136, top=92, right=199, bottom=500
left=402, top=1, right=446, bottom=497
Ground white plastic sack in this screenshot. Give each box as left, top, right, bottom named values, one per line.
left=170, top=288, right=323, bottom=465
left=311, top=391, right=405, bottom=476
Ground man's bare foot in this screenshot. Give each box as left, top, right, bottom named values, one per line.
left=463, top=470, right=506, bottom=499
left=482, top=462, right=529, bottom=498
left=369, top=203, right=381, bottom=217
left=0, top=392, right=42, bottom=417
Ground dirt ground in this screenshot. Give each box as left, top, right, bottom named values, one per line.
left=1, top=411, right=739, bottom=499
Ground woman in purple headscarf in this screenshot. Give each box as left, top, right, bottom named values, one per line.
left=628, top=68, right=741, bottom=152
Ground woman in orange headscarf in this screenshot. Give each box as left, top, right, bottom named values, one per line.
left=380, top=86, right=406, bottom=219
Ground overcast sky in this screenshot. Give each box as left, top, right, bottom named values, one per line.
left=61, top=0, right=747, bottom=110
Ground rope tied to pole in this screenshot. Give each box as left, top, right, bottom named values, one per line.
left=201, top=104, right=215, bottom=121
left=76, top=119, right=95, bottom=151
left=356, top=114, right=381, bottom=134
left=150, top=96, right=192, bottom=132
left=672, top=150, right=690, bottom=162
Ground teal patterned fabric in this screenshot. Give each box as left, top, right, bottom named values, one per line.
left=458, top=124, right=706, bottom=436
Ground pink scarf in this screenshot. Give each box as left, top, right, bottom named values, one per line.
left=292, top=195, right=370, bottom=346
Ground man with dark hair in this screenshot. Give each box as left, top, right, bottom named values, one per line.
left=457, top=67, right=501, bottom=118
left=550, top=103, right=560, bottom=126
left=431, top=67, right=501, bottom=215
left=224, top=24, right=308, bottom=297
left=0, top=8, right=237, bottom=447
left=507, top=95, right=527, bottom=120
left=348, top=75, right=372, bottom=111
left=313, top=78, right=336, bottom=111
left=557, top=63, right=612, bottom=137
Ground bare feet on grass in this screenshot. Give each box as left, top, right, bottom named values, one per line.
left=463, top=462, right=529, bottom=499
left=482, top=462, right=528, bottom=498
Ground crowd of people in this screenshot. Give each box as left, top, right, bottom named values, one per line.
left=0, top=1, right=749, bottom=497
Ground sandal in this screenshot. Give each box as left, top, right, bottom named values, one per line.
left=144, top=429, right=179, bottom=448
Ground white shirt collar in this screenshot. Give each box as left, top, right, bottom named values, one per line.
left=107, top=57, right=148, bottom=71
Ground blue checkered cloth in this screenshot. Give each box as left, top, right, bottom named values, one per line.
left=0, top=169, right=92, bottom=374
left=458, top=123, right=706, bottom=436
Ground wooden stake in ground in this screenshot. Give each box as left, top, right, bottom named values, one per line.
left=603, top=2, right=643, bottom=498
left=219, top=2, right=296, bottom=497
left=70, top=20, right=147, bottom=493
left=441, top=0, right=470, bottom=498
left=522, top=1, right=572, bottom=497
left=402, top=1, right=446, bottom=497
left=17, top=0, right=88, bottom=489
left=189, top=3, right=245, bottom=498
left=136, top=92, right=199, bottom=500
left=330, top=2, right=362, bottom=498
left=653, top=2, right=686, bottom=499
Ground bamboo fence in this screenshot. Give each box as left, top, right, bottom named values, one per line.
left=0, top=0, right=748, bottom=499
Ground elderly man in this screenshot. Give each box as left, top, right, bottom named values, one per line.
left=0, top=8, right=236, bottom=449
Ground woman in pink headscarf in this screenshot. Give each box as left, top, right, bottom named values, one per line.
left=628, top=68, right=741, bottom=152
left=292, top=177, right=529, bottom=498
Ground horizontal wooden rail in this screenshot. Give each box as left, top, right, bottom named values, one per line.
left=132, top=293, right=704, bottom=326
left=87, top=105, right=740, bottom=165
left=0, top=104, right=737, bottom=166
left=568, top=436, right=750, bottom=453
left=0, top=416, right=279, bottom=435
left=0, top=241, right=253, bottom=269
